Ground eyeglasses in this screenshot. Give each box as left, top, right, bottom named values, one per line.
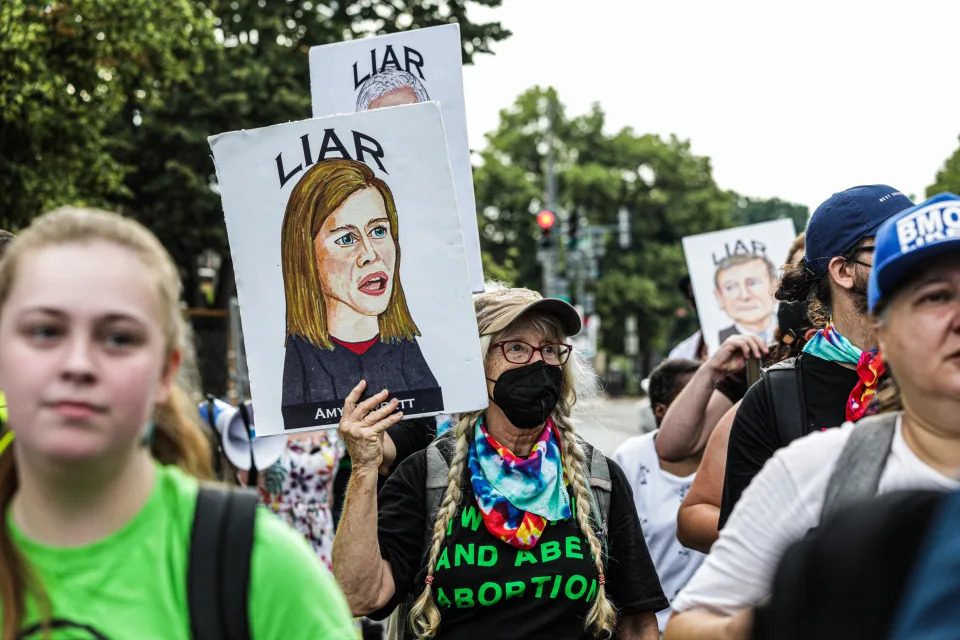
left=843, top=245, right=874, bottom=268
left=488, top=341, right=572, bottom=366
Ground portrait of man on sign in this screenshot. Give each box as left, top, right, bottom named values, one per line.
left=355, top=67, right=431, bottom=111
left=713, top=252, right=778, bottom=344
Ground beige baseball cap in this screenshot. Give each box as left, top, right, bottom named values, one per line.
left=474, top=287, right=582, bottom=337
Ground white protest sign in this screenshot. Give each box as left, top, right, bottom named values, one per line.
left=682, top=219, right=797, bottom=355
left=308, top=24, right=485, bottom=293
left=209, top=102, right=488, bottom=435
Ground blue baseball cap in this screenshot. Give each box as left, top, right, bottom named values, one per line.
left=804, top=185, right=914, bottom=278
left=868, top=192, right=960, bottom=312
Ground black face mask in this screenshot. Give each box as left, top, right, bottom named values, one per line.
left=487, top=361, right=563, bottom=429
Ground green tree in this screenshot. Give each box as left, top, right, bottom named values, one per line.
left=927, top=134, right=960, bottom=196
left=1, top=0, right=509, bottom=394
left=0, top=0, right=510, bottom=303
left=474, top=87, right=734, bottom=368
left=730, top=195, right=809, bottom=233
left=0, top=0, right=213, bottom=226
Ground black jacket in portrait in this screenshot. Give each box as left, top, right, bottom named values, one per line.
left=281, top=334, right=442, bottom=430
left=718, top=324, right=741, bottom=344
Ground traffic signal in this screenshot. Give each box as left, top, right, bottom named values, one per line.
left=568, top=214, right=580, bottom=250
left=537, top=210, right=555, bottom=248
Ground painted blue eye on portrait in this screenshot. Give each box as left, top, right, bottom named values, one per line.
left=335, top=233, right=358, bottom=247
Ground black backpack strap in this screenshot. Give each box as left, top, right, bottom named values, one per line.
left=820, top=413, right=899, bottom=524
left=764, top=355, right=808, bottom=446
left=188, top=486, right=259, bottom=640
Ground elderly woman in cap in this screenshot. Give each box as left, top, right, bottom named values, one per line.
left=665, top=193, right=960, bottom=639
left=333, top=287, right=667, bottom=639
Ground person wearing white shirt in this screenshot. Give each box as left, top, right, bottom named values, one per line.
left=615, top=358, right=706, bottom=633
left=664, top=192, right=960, bottom=640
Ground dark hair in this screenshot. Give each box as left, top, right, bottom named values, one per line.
left=780, top=237, right=874, bottom=326
left=714, top=253, right=777, bottom=289
left=649, top=358, right=701, bottom=407
left=777, top=259, right=832, bottom=327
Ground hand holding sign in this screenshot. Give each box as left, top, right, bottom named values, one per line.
left=338, top=380, right=404, bottom=471
left=706, top=333, right=769, bottom=381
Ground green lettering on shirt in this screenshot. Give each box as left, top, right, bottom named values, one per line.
left=531, top=575, right=551, bottom=598
left=478, top=545, right=497, bottom=567
left=454, top=588, right=475, bottom=608
left=586, top=579, right=598, bottom=603
left=436, top=547, right=450, bottom=571
left=515, top=550, right=538, bottom=567
left=565, top=574, right=588, bottom=600
left=478, top=582, right=503, bottom=606
left=447, top=516, right=453, bottom=536
left=570, top=495, right=577, bottom=518
left=565, top=536, right=583, bottom=559
left=436, top=587, right=451, bottom=608
left=455, top=544, right=475, bottom=567
left=461, top=505, right=483, bottom=532
left=505, top=581, right=525, bottom=600
left=550, top=574, right=563, bottom=599
left=540, top=540, right=561, bottom=563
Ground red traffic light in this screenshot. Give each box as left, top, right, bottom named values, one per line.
left=537, top=210, right=556, bottom=229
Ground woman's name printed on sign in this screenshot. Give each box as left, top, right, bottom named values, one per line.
left=309, top=24, right=485, bottom=294
left=682, top=218, right=796, bottom=355
left=209, top=103, right=488, bottom=435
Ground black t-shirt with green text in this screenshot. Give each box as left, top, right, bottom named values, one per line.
left=372, top=447, right=668, bottom=639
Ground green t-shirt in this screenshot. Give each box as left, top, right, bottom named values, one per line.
left=3, top=463, right=357, bottom=639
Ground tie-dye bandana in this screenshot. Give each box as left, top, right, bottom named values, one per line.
left=467, top=416, right=571, bottom=550
left=803, top=317, right=885, bottom=421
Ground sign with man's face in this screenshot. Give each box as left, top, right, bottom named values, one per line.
left=682, top=219, right=797, bottom=355
left=208, top=103, right=488, bottom=435
left=308, top=24, right=485, bottom=294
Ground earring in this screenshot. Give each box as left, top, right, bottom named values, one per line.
left=141, top=419, right=156, bottom=447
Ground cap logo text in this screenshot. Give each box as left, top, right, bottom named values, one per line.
left=896, top=204, right=960, bottom=252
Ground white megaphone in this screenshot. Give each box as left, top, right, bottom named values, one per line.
left=199, top=398, right=286, bottom=471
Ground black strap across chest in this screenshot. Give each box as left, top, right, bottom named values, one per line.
left=187, top=486, right=258, bottom=640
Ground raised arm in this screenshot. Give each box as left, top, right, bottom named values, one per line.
left=676, top=401, right=739, bottom=553
left=332, top=381, right=405, bottom=614
left=656, top=335, right=766, bottom=461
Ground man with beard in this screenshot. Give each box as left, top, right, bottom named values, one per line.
left=717, top=185, right=914, bottom=526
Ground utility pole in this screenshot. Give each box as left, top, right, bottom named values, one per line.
left=539, top=96, right=559, bottom=298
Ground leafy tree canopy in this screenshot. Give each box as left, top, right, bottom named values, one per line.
left=927, top=134, right=960, bottom=197
left=474, top=87, right=734, bottom=362
left=0, top=0, right=509, bottom=305
left=730, top=195, right=808, bottom=233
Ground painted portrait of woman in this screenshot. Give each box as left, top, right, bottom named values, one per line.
left=280, top=158, right=441, bottom=430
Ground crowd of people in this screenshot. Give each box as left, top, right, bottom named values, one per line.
left=1, top=183, right=959, bottom=639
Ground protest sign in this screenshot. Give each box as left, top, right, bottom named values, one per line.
left=209, top=102, right=488, bottom=434
left=682, top=219, right=797, bottom=355
left=309, top=23, right=485, bottom=293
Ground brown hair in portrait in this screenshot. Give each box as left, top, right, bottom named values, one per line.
left=280, top=158, right=420, bottom=350
left=406, top=310, right=618, bottom=639
left=0, top=207, right=213, bottom=640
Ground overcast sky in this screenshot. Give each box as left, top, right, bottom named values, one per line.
left=462, top=0, right=960, bottom=211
